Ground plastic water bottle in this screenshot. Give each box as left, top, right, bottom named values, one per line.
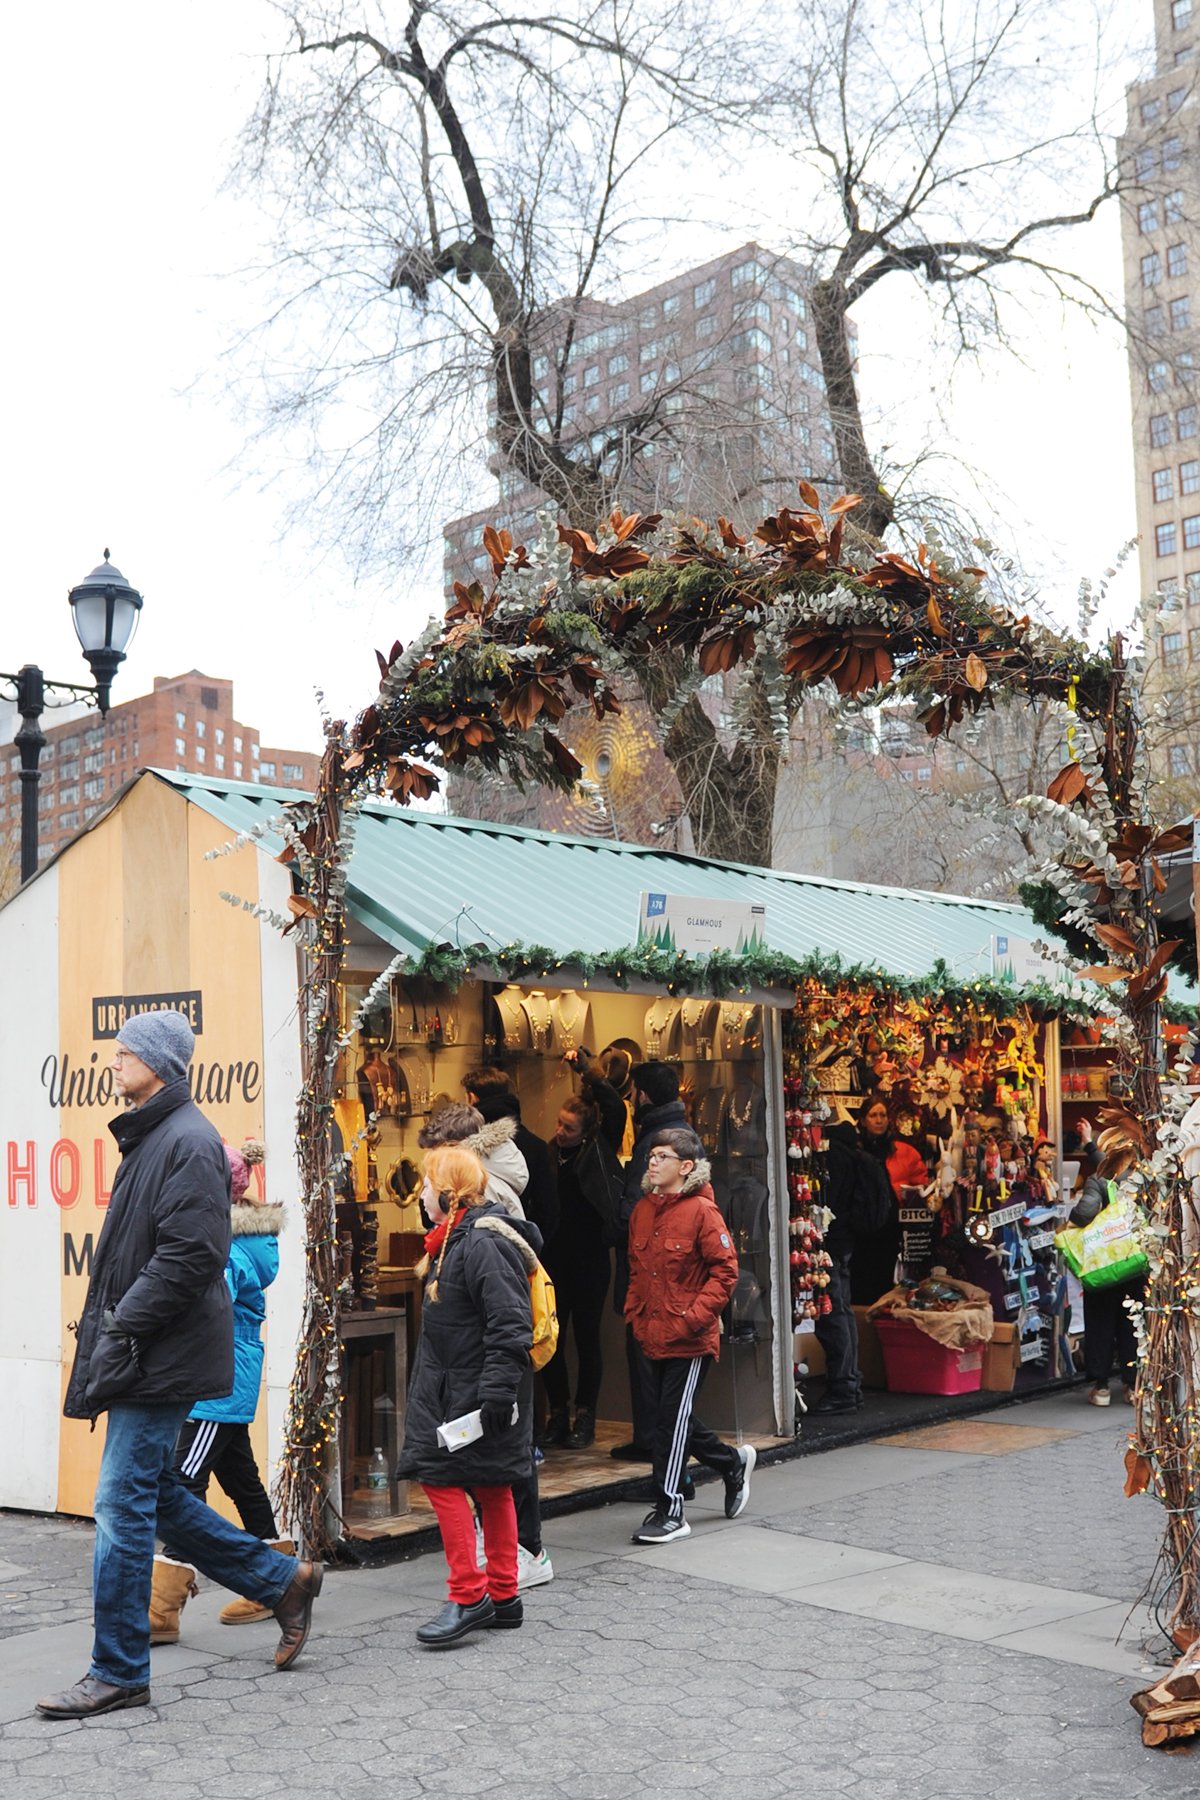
left=366, top=1446, right=389, bottom=1518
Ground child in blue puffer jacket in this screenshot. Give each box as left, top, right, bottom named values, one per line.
left=149, top=1140, right=289, bottom=1641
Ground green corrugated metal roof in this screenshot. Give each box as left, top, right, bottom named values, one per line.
left=158, top=769, right=1085, bottom=996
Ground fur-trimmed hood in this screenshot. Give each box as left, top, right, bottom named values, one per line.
left=641, top=1156, right=712, bottom=1197
left=462, top=1115, right=528, bottom=1217
left=473, top=1211, right=540, bottom=1273
left=230, top=1200, right=285, bottom=1237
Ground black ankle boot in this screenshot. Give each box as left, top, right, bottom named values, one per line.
left=563, top=1407, right=595, bottom=1449
left=538, top=1408, right=570, bottom=1449
left=416, top=1597, right=496, bottom=1646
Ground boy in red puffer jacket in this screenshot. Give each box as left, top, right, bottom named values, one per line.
left=624, top=1126, right=754, bottom=1545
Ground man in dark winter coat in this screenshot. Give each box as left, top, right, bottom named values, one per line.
left=462, top=1069, right=559, bottom=1241
left=609, top=1062, right=690, bottom=1461
left=36, top=1011, right=321, bottom=1720
left=812, top=1121, right=881, bottom=1413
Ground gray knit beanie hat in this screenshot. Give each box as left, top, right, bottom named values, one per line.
left=116, top=1011, right=195, bottom=1083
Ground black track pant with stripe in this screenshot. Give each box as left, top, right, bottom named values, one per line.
left=646, top=1353, right=740, bottom=1522
left=160, top=1419, right=278, bottom=1560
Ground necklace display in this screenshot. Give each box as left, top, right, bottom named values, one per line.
left=550, top=989, right=591, bottom=1055
left=720, top=1002, right=760, bottom=1060
left=644, top=996, right=681, bottom=1061
left=520, top=989, right=554, bottom=1053
left=495, top=986, right=528, bottom=1050
left=680, top=998, right=719, bottom=1060
left=726, top=1085, right=758, bottom=1132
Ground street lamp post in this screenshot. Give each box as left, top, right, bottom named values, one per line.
left=2, top=552, right=144, bottom=883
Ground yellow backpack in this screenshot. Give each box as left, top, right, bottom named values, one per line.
left=528, top=1259, right=559, bottom=1370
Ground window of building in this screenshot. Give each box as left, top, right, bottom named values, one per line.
left=731, top=259, right=761, bottom=287
left=607, top=352, right=628, bottom=375
left=693, top=277, right=716, bottom=308
left=1172, top=295, right=1192, bottom=332
left=662, top=294, right=681, bottom=318
left=1176, top=44, right=1195, bottom=63
left=59, top=784, right=79, bottom=805
left=1164, top=135, right=1183, bottom=171
left=1189, top=570, right=1200, bottom=603
left=663, top=361, right=680, bottom=383
left=195, top=719, right=206, bottom=739
left=1150, top=359, right=1171, bottom=391
left=1142, top=97, right=1163, bottom=125
left=1169, top=242, right=1189, bottom=278
left=283, top=762, right=304, bottom=781
left=1178, top=350, right=1195, bottom=380
left=639, top=340, right=659, bottom=363
left=916, top=766, right=932, bottom=781
left=1154, top=466, right=1175, bottom=502
left=60, top=810, right=79, bottom=830
left=215, top=753, right=224, bottom=771
left=1178, top=403, right=1198, bottom=437
left=696, top=314, right=717, bottom=339
left=1147, top=304, right=1166, bottom=338
left=83, top=750, right=104, bottom=773
left=583, top=364, right=599, bottom=386
left=1170, top=744, right=1192, bottom=776
left=196, top=745, right=206, bottom=763
left=1191, top=628, right=1200, bottom=659
left=730, top=327, right=772, bottom=355
left=745, top=298, right=771, bottom=322
left=1139, top=198, right=1160, bottom=234
left=584, top=393, right=600, bottom=415
left=234, top=760, right=243, bottom=777
left=1143, top=251, right=1164, bottom=287
left=1185, top=514, right=1200, bottom=549
left=1183, top=459, right=1200, bottom=494
left=1162, top=575, right=1182, bottom=604
left=609, top=381, right=630, bottom=405
left=175, top=711, right=186, bottom=730
left=1135, top=145, right=1157, bottom=181
left=1167, top=190, right=1186, bottom=226
left=83, top=777, right=104, bottom=800
left=1158, top=521, right=1179, bottom=555
left=1168, top=87, right=1187, bottom=114
left=260, top=760, right=276, bottom=780
left=561, top=404, right=577, bottom=426
left=533, top=354, right=549, bottom=378
left=639, top=369, right=656, bottom=393
left=175, top=736, right=186, bottom=755
left=1164, top=630, right=1185, bottom=664
left=213, top=727, right=223, bottom=746
left=1173, top=0, right=1192, bottom=27
left=252, top=744, right=259, bottom=759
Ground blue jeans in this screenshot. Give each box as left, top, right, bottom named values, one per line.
left=91, top=1402, right=297, bottom=1689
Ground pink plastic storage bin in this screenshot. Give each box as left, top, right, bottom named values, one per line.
left=874, top=1315, right=984, bottom=1396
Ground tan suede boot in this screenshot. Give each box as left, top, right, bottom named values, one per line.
left=149, top=1554, right=198, bottom=1645
left=218, top=1538, right=295, bottom=1625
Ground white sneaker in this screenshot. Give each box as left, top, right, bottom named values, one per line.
left=516, top=1546, right=554, bottom=1590
left=1088, top=1386, right=1111, bottom=1407
left=724, top=1444, right=757, bottom=1519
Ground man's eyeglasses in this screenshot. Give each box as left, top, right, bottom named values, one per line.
left=112, top=1050, right=140, bottom=1066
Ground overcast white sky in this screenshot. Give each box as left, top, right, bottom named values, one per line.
left=3, top=2, right=1148, bottom=757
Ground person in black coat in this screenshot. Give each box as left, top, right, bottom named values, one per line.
left=539, top=1089, right=624, bottom=1450
left=812, top=1122, right=882, bottom=1414
left=399, top=1144, right=542, bottom=1646
left=37, top=1011, right=319, bottom=1722
left=463, top=1068, right=560, bottom=1242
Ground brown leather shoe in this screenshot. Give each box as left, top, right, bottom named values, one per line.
left=36, top=1674, right=150, bottom=1717
left=272, top=1560, right=323, bottom=1670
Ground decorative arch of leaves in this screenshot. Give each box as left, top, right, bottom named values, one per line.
left=276, top=484, right=1188, bottom=1559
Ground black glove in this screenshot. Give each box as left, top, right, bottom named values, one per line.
left=101, top=1307, right=125, bottom=1335
left=479, top=1399, right=514, bottom=1439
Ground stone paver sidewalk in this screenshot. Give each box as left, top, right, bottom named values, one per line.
left=0, top=1392, right=1191, bottom=1799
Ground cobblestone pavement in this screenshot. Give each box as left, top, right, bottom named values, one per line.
left=0, top=1392, right=1194, bottom=1799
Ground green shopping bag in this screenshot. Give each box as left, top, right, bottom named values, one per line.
left=1056, top=1180, right=1148, bottom=1290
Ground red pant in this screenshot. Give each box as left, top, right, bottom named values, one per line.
left=423, top=1483, right=518, bottom=1603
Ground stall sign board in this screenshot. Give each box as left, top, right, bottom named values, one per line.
left=638, top=893, right=766, bottom=955
left=990, top=933, right=1074, bottom=991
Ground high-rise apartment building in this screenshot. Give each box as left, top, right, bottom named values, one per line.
left=443, top=241, right=841, bottom=594
left=0, top=670, right=320, bottom=870
left=1121, top=0, right=1200, bottom=793
left=444, top=242, right=843, bottom=840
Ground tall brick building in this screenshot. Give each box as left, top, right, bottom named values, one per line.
left=0, top=670, right=320, bottom=870
left=444, top=242, right=843, bottom=841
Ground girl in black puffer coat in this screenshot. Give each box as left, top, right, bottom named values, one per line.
left=398, top=1145, right=541, bottom=1647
